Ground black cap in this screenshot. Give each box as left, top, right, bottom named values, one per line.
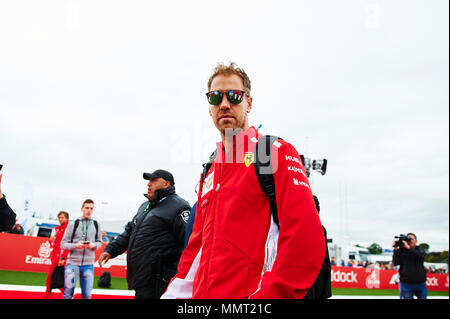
left=143, top=169, right=175, bottom=186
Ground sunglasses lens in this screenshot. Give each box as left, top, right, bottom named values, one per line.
left=228, top=90, right=244, bottom=104
left=207, top=91, right=222, bottom=105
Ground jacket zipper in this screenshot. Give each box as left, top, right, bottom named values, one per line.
left=204, top=151, right=223, bottom=292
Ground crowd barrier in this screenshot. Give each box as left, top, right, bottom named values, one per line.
left=331, top=266, right=448, bottom=291
left=0, top=233, right=448, bottom=291
left=0, top=233, right=126, bottom=278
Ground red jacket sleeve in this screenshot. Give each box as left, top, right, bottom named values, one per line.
left=249, top=141, right=326, bottom=299
left=56, top=224, right=69, bottom=262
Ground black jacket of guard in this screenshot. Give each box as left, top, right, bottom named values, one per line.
left=0, top=195, right=16, bottom=232
left=393, top=247, right=427, bottom=284
left=104, top=186, right=190, bottom=290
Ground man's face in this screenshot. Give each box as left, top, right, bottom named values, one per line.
left=408, top=234, right=417, bottom=248
left=58, top=214, right=68, bottom=225
left=209, top=74, right=252, bottom=137
left=81, top=203, right=94, bottom=219
left=147, top=177, right=170, bottom=201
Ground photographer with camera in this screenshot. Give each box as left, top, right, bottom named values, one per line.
left=392, top=233, right=427, bottom=299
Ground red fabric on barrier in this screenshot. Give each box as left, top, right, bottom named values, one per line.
left=331, top=266, right=449, bottom=291
left=0, top=290, right=133, bottom=299
left=0, top=233, right=448, bottom=291
left=0, top=233, right=126, bottom=278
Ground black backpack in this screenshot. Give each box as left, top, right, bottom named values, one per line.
left=201, top=135, right=332, bottom=299
left=49, top=265, right=65, bottom=290
left=98, top=271, right=111, bottom=288
left=70, top=219, right=99, bottom=243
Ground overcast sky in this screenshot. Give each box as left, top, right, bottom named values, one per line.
left=1, top=0, right=448, bottom=251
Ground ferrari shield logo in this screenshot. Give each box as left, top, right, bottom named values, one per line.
left=244, top=152, right=255, bottom=167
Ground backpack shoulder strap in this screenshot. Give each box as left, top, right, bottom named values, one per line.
left=254, top=135, right=283, bottom=228
left=93, top=219, right=99, bottom=242
left=255, top=135, right=332, bottom=299
left=201, top=149, right=218, bottom=187
left=71, top=219, right=99, bottom=242
left=70, top=219, right=80, bottom=243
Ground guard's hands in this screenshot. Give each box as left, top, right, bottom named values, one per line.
left=76, top=241, right=97, bottom=250
left=98, top=252, right=111, bottom=268
left=402, top=240, right=411, bottom=250
left=75, top=241, right=87, bottom=249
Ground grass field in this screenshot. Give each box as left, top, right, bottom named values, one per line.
left=0, top=270, right=129, bottom=290
left=332, top=287, right=448, bottom=296
left=0, top=270, right=448, bottom=297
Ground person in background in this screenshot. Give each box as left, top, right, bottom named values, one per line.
left=393, top=232, right=427, bottom=299
left=44, top=211, right=69, bottom=299
left=9, top=223, right=24, bottom=235
left=60, top=199, right=102, bottom=299
left=330, top=257, right=336, bottom=266
left=184, top=202, right=197, bottom=249
left=98, top=170, right=190, bottom=299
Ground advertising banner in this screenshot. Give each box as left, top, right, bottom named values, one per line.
left=331, top=266, right=449, bottom=291
left=0, top=233, right=448, bottom=291
left=0, top=233, right=126, bottom=278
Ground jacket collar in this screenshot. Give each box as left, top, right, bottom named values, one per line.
left=56, top=221, right=68, bottom=230
left=215, top=126, right=260, bottom=162
left=143, top=185, right=176, bottom=206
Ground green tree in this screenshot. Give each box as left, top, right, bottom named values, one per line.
left=439, top=251, right=449, bottom=263
left=367, top=243, right=383, bottom=254
left=418, top=243, right=430, bottom=253
left=425, top=251, right=449, bottom=263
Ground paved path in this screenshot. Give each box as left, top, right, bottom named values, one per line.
left=0, top=284, right=134, bottom=299
left=0, top=284, right=447, bottom=299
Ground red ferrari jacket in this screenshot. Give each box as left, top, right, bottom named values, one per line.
left=50, top=221, right=69, bottom=265
left=162, top=126, right=325, bottom=299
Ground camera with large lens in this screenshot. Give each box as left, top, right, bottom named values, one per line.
left=394, top=234, right=412, bottom=249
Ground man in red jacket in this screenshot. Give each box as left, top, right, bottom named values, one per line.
left=162, top=62, right=325, bottom=299
left=44, top=211, right=69, bottom=299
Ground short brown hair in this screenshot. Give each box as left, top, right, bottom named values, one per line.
left=407, top=233, right=417, bottom=240
left=82, top=199, right=94, bottom=208
left=207, top=62, right=251, bottom=96
left=57, top=211, right=69, bottom=219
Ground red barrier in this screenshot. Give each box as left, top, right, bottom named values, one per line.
left=331, top=266, right=449, bottom=291
left=0, top=233, right=126, bottom=278
left=0, top=234, right=448, bottom=291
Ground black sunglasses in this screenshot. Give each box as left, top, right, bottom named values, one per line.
left=205, top=90, right=246, bottom=106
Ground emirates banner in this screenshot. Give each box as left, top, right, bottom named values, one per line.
left=0, top=233, right=126, bottom=278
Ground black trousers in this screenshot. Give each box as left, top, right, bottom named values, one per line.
left=134, top=285, right=155, bottom=299
left=134, top=277, right=170, bottom=299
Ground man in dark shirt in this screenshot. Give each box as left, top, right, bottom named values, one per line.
left=98, top=169, right=191, bottom=299
left=392, top=233, right=427, bottom=299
